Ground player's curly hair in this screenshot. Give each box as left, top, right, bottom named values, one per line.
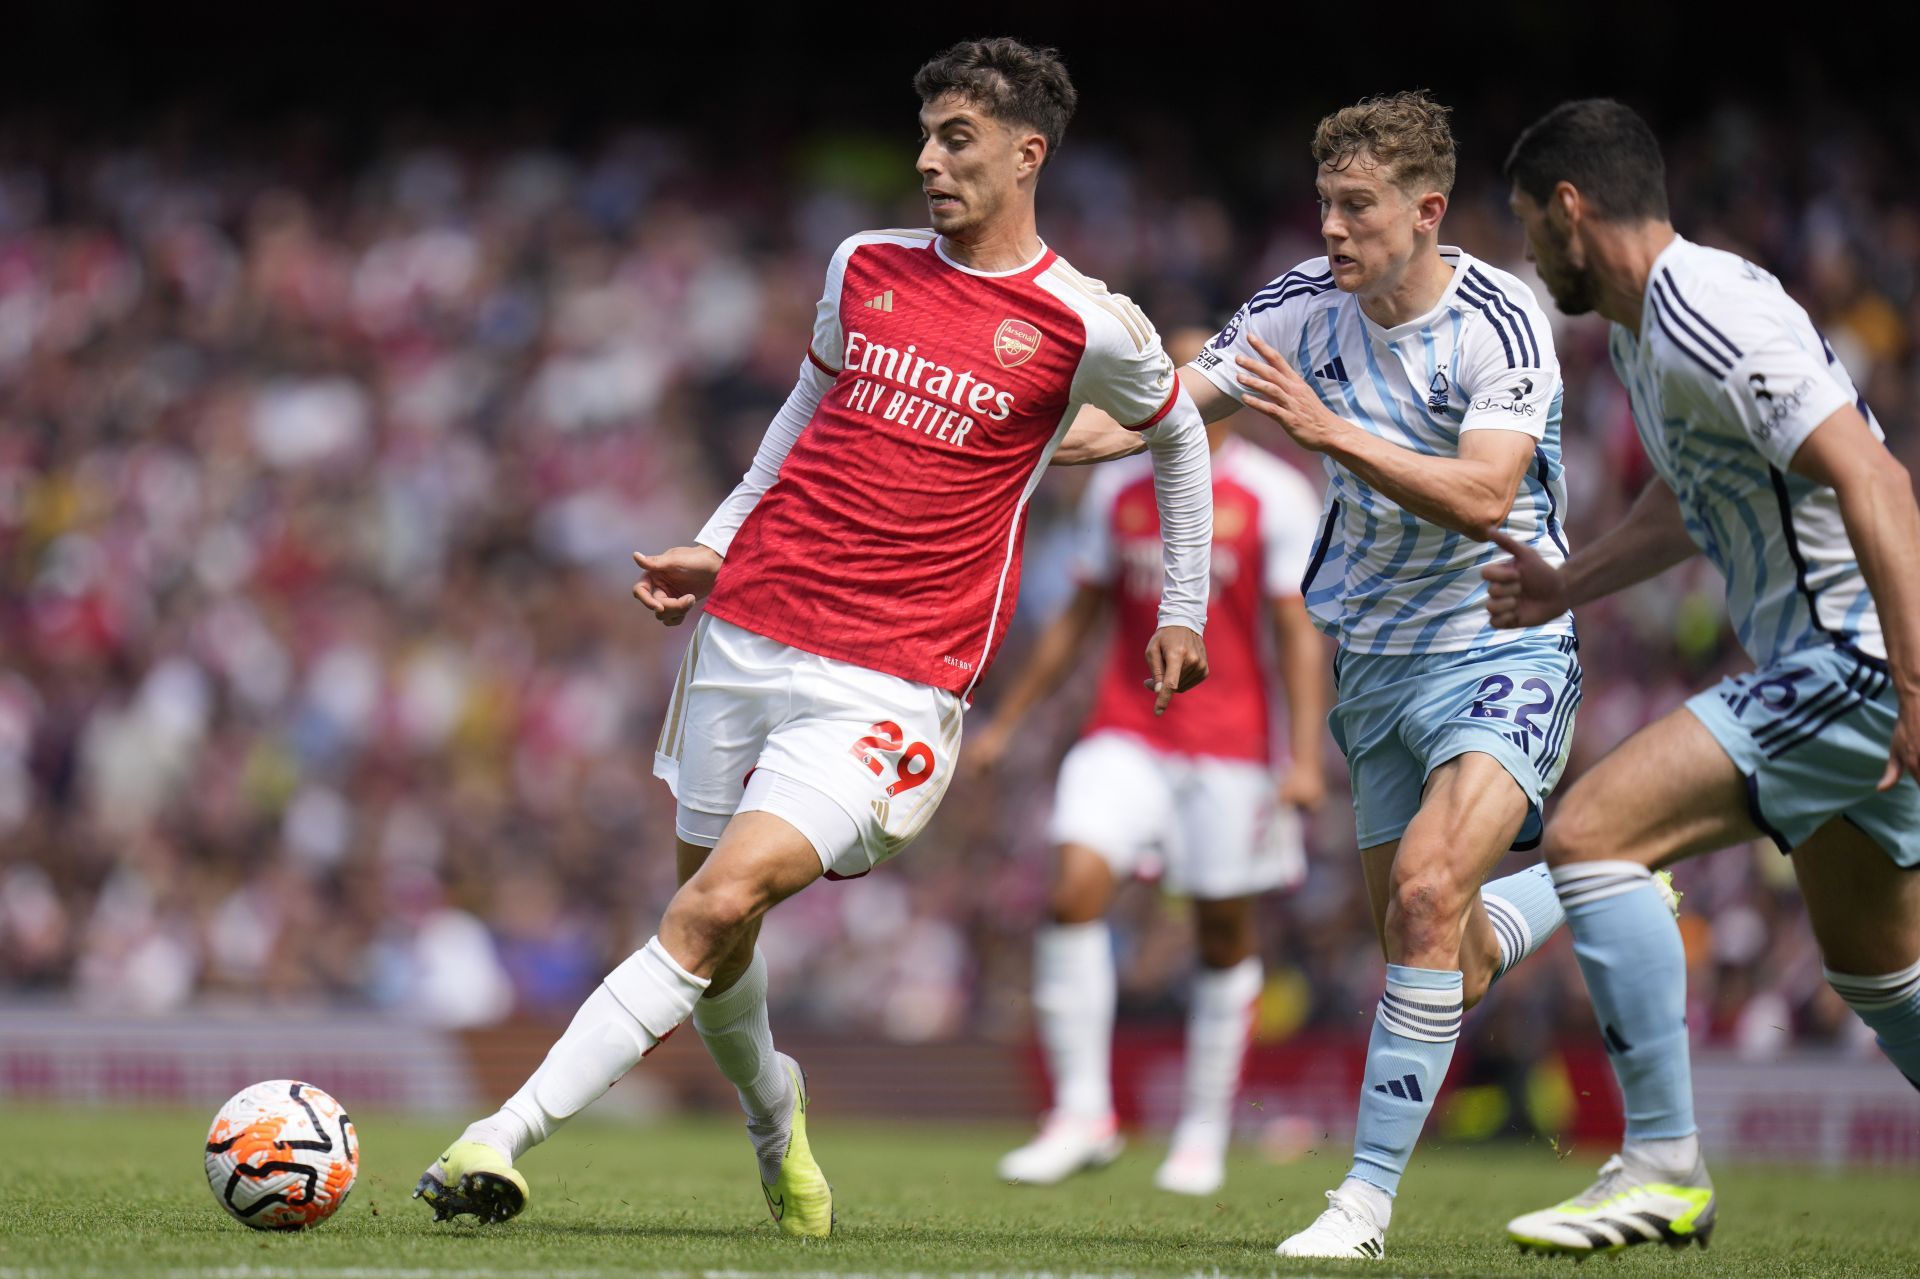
left=1313, top=90, right=1456, bottom=198
left=914, top=38, right=1078, bottom=167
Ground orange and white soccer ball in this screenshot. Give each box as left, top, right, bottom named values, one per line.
left=204, top=1079, right=359, bottom=1229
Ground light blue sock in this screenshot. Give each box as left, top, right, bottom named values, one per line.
left=1482, top=862, right=1565, bottom=983
left=1553, top=861, right=1695, bottom=1140
left=1826, top=958, right=1920, bottom=1091
left=1347, top=963, right=1462, bottom=1197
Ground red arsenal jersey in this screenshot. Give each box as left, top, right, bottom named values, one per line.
left=702, top=230, right=1179, bottom=696
left=1078, top=437, right=1321, bottom=763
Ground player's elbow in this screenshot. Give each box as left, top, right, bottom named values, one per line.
left=1454, top=496, right=1514, bottom=542
left=1880, top=457, right=1915, bottom=501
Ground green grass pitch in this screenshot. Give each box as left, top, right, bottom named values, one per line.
left=2, top=1106, right=1917, bottom=1278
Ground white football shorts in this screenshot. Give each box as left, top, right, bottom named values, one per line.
left=1047, top=729, right=1305, bottom=899
left=653, top=614, right=963, bottom=879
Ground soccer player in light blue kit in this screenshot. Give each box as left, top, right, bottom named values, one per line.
left=1491, top=99, right=1920, bottom=1257
left=1072, top=91, right=1596, bottom=1260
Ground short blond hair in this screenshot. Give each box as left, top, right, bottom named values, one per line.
left=1312, top=90, right=1456, bottom=197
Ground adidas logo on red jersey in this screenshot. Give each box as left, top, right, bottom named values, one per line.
left=864, top=290, right=895, bottom=312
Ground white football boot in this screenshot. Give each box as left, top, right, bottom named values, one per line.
left=997, top=1112, right=1123, bottom=1185
left=1144, top=1129, right=1221, bottom=1198
left=1275, top=1187, right=1387, bottom=1259
left=1508, top=1149, right=1715, bottom=1255
left=1152, top=1142, right=1225, bottom=1197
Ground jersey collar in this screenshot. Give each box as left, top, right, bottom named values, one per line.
left=1636, top=234, right=1696, bottom=341
left=1358, top=246, right=1471, bottom=344
left=933, top=235, right=1055, bottom=279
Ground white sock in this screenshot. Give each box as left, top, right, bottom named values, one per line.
left=1339, top=1174, right=1394, bottom=1229
left=1624, top=1132, right=1701, bottom=1176
left=1034, top=921, right=1116, bottom=1120
left=692, top=947, right=792, bottom=1125
left=1171, top=956, right=1261, bottom=1157
left=463, top=937, right=708, bottom=1161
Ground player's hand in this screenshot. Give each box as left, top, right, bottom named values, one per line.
left=631, top=545, right=723, bottom=626
left=1142, top=625, right=1208, bottom=716
left=1482, top=529, right=1569, bottom=629
left=1883, top=700, right=1920, bottom=791
left=1277, top=766, right=1326, bottom=812
left=962, top=719, right=1014, bottom=779
left=1233, top=334, right=1343, bottom=452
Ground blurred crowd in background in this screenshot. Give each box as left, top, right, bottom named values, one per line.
left=2, top=88, right=1915, bottom=1086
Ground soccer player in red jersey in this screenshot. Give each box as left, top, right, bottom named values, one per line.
left=974, top=331, right=1331, bottom=1197
left=415, top=39, right=1215, bottom=1236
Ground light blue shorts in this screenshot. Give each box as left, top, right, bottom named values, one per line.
left=1329, top=634, right=1582, bottom=850
left=1687, top=643, right=1920, bottom=866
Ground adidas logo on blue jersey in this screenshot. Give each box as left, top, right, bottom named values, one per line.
left=1314, top=357, right=1350, bottom=382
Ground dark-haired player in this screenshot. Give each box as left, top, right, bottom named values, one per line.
left=1493, top=98, right=1920, bottom=1256
left=413, top=38, right=1214, bottom=1236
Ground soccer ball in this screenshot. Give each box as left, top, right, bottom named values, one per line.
left=203, top=1079, right=359, bottom=1230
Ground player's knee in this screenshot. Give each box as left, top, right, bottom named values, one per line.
left=1193, top=901, right=1255, bottom=968
left=1540, top=801, right=1610, bottom=868
left=1386, top=866, right=1473, bottom=959
left=669, top=875, right=767, bottom=943
left=1048, top=844, right=1114, bottom=924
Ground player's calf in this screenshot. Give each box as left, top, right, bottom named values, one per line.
left=1826, top=958, right=1920, bottom=1092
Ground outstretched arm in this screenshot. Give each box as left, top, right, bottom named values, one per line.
left=1139, top=385, right=1213, bottom=714
left=1234, top=335, right=1533, bottom=539
left=1790, top=405, right=1920, bottom=788
left=1483, top=476, right=1699, bottom=629
left=964, top=584, right=1108, bottom=777
left=1054, top=367, right=1238, bottom=466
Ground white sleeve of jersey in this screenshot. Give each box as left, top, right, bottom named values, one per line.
left=1256, top=463, right=1322, bottom=599
left=806, top=235, right=860, bottom=374
left=1185, top=262, right=1328, bottom=403
left=695, top=358, right=833, bottom=556
left=1139, top=388, right=1212, bottom=634
left=1456, top=276, right=1559, bottom=440
left=1714, top=324, right=1854, bottom=471
left=1072, top=289, right=1181, bottom=429
left=1071, top=462, right=1125, bottom=588
left=1049, top=268, right=1207, bottom=629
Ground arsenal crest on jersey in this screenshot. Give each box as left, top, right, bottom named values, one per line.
left=994, top=318, right=1042, bottom=369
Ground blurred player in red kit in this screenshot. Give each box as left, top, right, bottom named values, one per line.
left=974, top=330, right=1329, bottom=1197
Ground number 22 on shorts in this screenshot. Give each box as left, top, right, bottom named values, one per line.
left=849, top=721, right=937, bottom=797
left=1468, top=674, right=1556, bottom=738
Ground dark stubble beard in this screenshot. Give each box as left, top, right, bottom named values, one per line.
left=1541, top=222, right=1598, bottom=316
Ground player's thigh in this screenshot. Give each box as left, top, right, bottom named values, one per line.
left=1392, top=751, right=1534, bottom=909
left=655, top=616, right=781, bottom=829
left=1547, top=704, right=1758, bottom=868
left=662, top=810, right=825, bottom=977
left=1334, top=635, right=1579, bottom=853
left=1169, top=755, right=1301, bottom=900
left=1701, top=646, right=1918, bottom=865
left=754, top=652, right=965, bottom=880
left=1048, top=732, right=1177, bottom=885
left=1791, top=818, right=1920, bottom=977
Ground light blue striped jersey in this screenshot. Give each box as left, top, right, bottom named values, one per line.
left=1610, top=236, right=1884, bottom=666
left=1190, top=248, right=1574, bottom=654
